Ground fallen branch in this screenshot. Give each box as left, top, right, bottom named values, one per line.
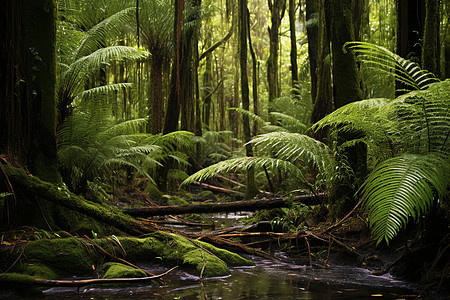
left=0, top=267, right=177, bottom=288
left=194, top=181, right=245, bottom=197
left=123, top=193, right=326, bottom=217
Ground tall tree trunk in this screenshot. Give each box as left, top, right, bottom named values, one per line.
left=202, top=35, right=213, bottom=129
left=267, top=0, right=286, bottom=119
left=311, top=0, right=332, bottom=126
left=239, top=0, right=258, bottom=198
left=329, top=0, right=366, bottom=216
left=305, top=0, right=319, bottom=104
left=0, top=0, right=59, bottom=184
left=148, top=54, right=164, bottom=134
left=330, top=0, right=364, bottom=108
left=289, top=0, right=299, bottom=86
left=247, top=9, right=259, bottom=138
left=422, top=0, right=440, bottom=77
left=163, top=0, right=185, bottom=134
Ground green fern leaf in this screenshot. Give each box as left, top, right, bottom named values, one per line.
left=361, top=153, right=449, bottom=244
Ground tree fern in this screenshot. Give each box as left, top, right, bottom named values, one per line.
left=345, top=41, right=439, bottom=92
left=361, top=153, right=450, bottom=245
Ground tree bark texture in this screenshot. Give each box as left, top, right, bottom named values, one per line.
left=289, top=0, right=299, bottom=86
left=0, top=0, right=59, bottom=184
left=311, top=0, right=332, bottom=125
left=422, top=0, right=440, bottom=77
left=239, top=0, right=258, bottom=198
left=267, top=0, right=286, bottom=118
left=329, top=0, right=364, bottom=108
left=305, top=0, right=319, bottom=103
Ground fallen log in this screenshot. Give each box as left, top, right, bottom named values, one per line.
left=123, top=193, right=326, bottom=217
left=1, top=164, right=158, bottom=235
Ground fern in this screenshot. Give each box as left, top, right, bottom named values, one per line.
left=345, top=41, right=439, bottom=92
left=182, top=157, right=306, bottom=186
left=361, top=153, right=450, bottom=245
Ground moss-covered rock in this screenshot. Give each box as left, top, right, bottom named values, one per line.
left=16, top=263, right=58, bottom=280
left=99, top=262, right=147, bottom=279
left=22, top=237, right=97, bottom=276
left=8, top=232, right=252, bottom=280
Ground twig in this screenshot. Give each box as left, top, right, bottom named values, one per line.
left=0, top=266, right=178, bottom=288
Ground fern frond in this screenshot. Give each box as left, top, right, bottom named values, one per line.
left=75, top=7, right=136, bottom=59
left=270, top=112, right=308, bottom=133
left=345, top=41, right=439, bottom=91
left=228, top=107, right=267, bottom=125
left=78, top=83, right=134, bottom=101
left=182, top=157, right=306, bottom=185
left=250, top=132, right=334, bottom=179
left=361, top=153, right=450, bottom=244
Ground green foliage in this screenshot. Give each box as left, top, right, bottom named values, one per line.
left=361, top=154, right=449, bottom=244
left=316, top=80, right=450, bottom=243
left=345, top=41, right=439, bottom=92
left=58, top=100, right=194, bottom=192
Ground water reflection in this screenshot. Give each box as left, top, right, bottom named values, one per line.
left=1, top=255, right=417, bottom=300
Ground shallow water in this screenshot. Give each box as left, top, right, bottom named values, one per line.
left=1, top=255, right=419, bottom=300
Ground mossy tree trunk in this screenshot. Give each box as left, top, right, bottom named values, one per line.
left=0, top=0, right=59, bottom=184
left=311, top=0, right=332, bottom=126
left=329, top=0, right=366, bottom=216
left=422, top=0, right=440, bottom=77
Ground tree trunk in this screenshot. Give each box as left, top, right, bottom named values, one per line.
left=329, top=0, right=366, bottom=216
left=248, top=9, right=260, bottom=138
left=0, top=0, right=59, bottom=184
left=305, top=0, right=319, bottom=103
left=289, top=0, right=299, bottom=86
left=329, top=0, right=364, bottom=108
left=396, top=0, right=425, bottom=93
left=123, top=194, right=325, bottom=217
left=163, top=0, right=185, bottom=134
left=149, top=53, right=164, bottom=134
left=422, top=0, right=440, bottom=77
left=267, top=0, right=286, bottom=119
left=311, top=0, right=332, bottom=126
left=239, top=0, right=258, bottom=198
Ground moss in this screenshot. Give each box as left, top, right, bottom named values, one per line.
left=99, top=262, right=146, bottom=279
left=16, top=263, right=58, bottom=280
left=23, top=237, right=97, bottom=276
left=0, top=273, right=42, bottom=294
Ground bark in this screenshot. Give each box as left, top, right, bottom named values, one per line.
left=202, top=35, right=213, bottom=129
left=305, top=0, right=319, bottom=103
left=123, top=193, right=326, bottom=217
left=239, top=0, right=258, bottom=198
left=329, top=0, right=364, bottom=108
left=422, top=0, right=440, bottom=77
left=267, top=0, right=286, bottom=119
left=248, top=9, right=260, bottom=137
left=149, top=54, right=164, bottom=134
left=0, top=0, right=59, bottom=184
left=289, top=0, right=299, bottom=86
left=311, top=0, right=332, bottom=126
left=396, top=0, right=425, bottom=93
left=163, top=0, right=185, bottom=134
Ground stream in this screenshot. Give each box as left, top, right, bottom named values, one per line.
left=1, top=212, right=423, bottom=299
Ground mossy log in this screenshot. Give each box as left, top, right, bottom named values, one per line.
left=1, top=164, right=157, bottom=235
left=2, top=232, right=253, bottom=281
left=123, top=193, right=326, bottom=217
